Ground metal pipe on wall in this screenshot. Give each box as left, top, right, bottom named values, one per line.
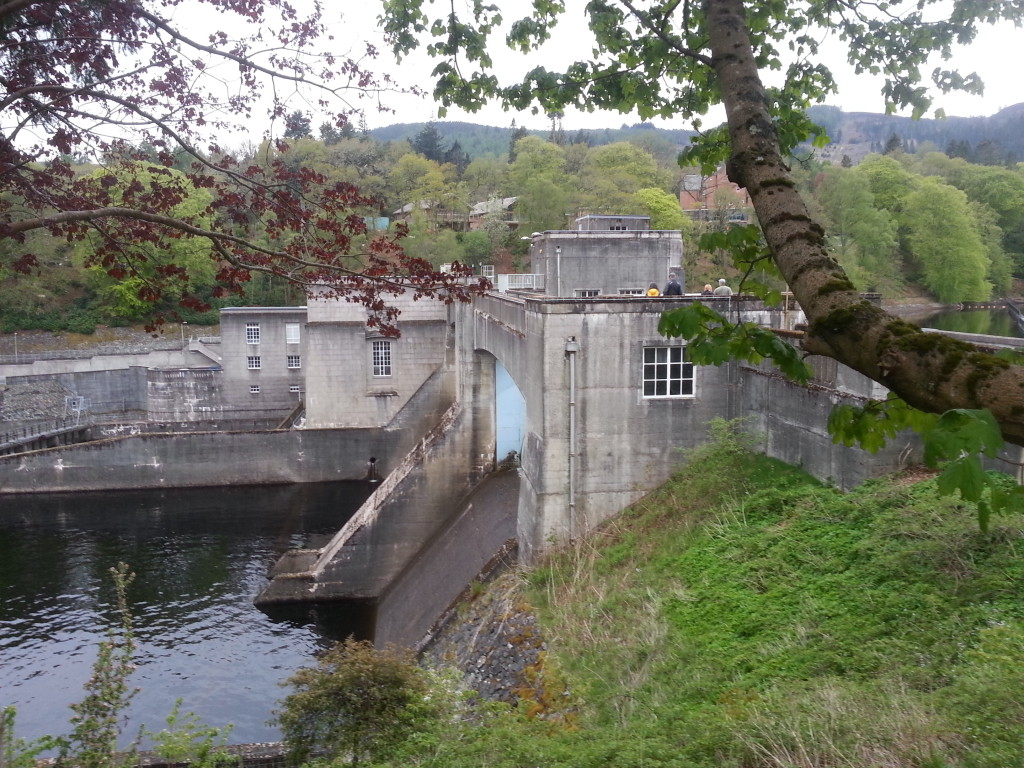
left=556, top=245, right=562, bottom=297
left=565, top=336, right=579, bottom=540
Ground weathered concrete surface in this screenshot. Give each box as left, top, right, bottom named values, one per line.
left=529, top=229, right=683, bottom=297
left=459, top=294, right=810, bottom=562
left=219, top=308, right=306, bottom=418
left=303, top=291, right=453, bottom=429
left=740, top=362, right=916, bottom=490
left=0, top=348, right=210, bottom=376
left=0, top=355, right=457, bottom=494
left=0, top=428, right=398, bottom=493
left=375, top=469, right=519, bottom=648
left=0, top=367, right=150, bottom=421
left=255, top=402, right=492, bottom=607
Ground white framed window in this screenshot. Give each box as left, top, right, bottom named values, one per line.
left=642, top=346, right=695, bottom=398
left=287, top=355, right=301, bottom=369
left=285, top=323, right=301, bottom=344
left=247, top=356, right=261, bottom=370
left=289, top=384, right=301, bottom=393
left=246, top=322, right=260, bottom=344
left=372, top=340, right=392, bottom=377
left=575, top=289, right=599, bottom=298
left=619, top=288, right=645, bottom=296
left=249, top=385, right=261, bottom=394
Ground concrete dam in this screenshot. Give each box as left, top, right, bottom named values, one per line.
left=9, top=217, right=1024, bottom=648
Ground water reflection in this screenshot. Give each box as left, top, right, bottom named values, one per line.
left=0, top=482, right=373, bottom=748
left=916, top=307, right=1024, bottom=338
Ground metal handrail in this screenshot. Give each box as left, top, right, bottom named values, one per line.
left=0, top=416, right=91, bottom=446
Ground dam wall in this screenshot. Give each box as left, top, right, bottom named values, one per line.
left=0, top=428, right=399, bottom=493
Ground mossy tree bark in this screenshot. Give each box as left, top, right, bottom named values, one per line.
left=707, top=0, right=1024, bottom=446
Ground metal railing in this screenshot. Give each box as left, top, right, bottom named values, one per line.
left=0, top=416, right=91, bottom=447
left=496, top=273, right=546, bottom=293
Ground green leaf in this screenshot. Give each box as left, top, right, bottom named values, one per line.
left=936, top=456, right=986, bottom=502
left=658, top=303, right=722, bottom=339
left=827, top=396, right=935, bottom=453
left=976, top=499, right=992, bottom=532
left=922, top=409, right=1003, bottom=466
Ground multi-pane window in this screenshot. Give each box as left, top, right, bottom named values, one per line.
left=619, top=288, right=645, bottom=296
left=642, top=346, right=695, bottom=398
left=372, top=340, right=392, bottom=377
left=246, top=322, right=260, bottom=344
left=575, top=289, right=599, bottom=298
left=287, top=355, right=301, bottom=369
left=285, top=323, right=301, bottom=344
left=247, top=356, right=261, bottom=370
left=249, top=385, right=261, bottom=394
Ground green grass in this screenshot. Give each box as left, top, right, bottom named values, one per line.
left=416, top=419, right=1024, bottom=768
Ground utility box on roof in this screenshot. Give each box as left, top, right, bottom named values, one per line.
left=575, top=214, right=651, bottom=232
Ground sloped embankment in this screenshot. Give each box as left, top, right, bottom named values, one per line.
left=427, top=421, right=1024, bottom=766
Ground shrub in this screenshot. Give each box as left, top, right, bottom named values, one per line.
left=275, top=638, right=441, bottom=767
left=143, top=701, right=238, bottom=768
left=0, top=707, right=55, bottom=768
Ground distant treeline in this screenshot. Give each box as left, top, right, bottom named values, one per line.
left=371, top=103, right=1024, bottom=166
left=371, top=120, right=697, bottom=160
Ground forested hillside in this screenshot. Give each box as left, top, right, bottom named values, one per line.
left=369, top=104, right=1024, bottom=166
left=370, top=120, right=697, bottom=158
left=4, top=105, right=1024, bottom=334
left=809, top=103, right=1024, bottom=166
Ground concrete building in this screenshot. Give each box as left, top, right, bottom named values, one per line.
left=219, top=307, right=308, bottom=422
left=302, top=289, right=452, bottom=429
left=527, top=214, right=684, bottom=298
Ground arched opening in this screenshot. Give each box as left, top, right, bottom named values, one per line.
left=495, top=359, right=525, bottom=464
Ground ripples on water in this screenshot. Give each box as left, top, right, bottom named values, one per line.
left=0, top=482, right=373, bottom=749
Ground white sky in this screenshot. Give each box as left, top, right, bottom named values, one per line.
left=329, top=1, right=1023, bottom=132
left=174, top=0, right=1023, bottom=137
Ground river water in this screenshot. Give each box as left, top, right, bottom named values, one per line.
left=915, top=307, right=1024, bottom=338
left=0, top=482, right=374, bottom=749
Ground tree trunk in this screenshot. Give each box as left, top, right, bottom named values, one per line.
left=705, top=0, right=1024, bottom=447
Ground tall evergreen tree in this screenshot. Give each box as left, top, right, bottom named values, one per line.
left=319, top=123, right=342, bottom=145
left=548, top=112, right=566, bottom=146
left=883, top=133, right=903, bottom=155
left=284, top=111, right=312, bottom=140
left=573, top=129, right=594, bottom=147
left=947, top=139, right=973, bottom=161
left=508, top=120, right=529, bottom=162
left=444, top=140, right=471, bottom=173
left=412, top=122, right=448, bottom=162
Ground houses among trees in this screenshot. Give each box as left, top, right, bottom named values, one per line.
left=4, top=90, right=1024, bottom=335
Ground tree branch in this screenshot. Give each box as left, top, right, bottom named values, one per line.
left=707, top=0, right=1024, bottom=446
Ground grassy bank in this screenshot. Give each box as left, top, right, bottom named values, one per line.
left=424, top=421, right=1024, bottom=768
